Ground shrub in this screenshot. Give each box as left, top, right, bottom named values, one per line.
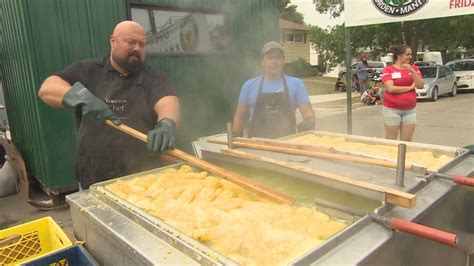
left=284, top=58, right=320, bottom=77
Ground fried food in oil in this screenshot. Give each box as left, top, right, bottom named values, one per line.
left=106, top=165, right=347, bottom=265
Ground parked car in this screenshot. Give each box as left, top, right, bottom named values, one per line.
left=416, top=65, right=457, bottom=101
left=445, top=59, right=474, bottom=90
left=414, top=61, right=438, bottom=67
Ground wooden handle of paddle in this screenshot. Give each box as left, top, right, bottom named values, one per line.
left=233, top=137, right=415, bottom=170
left=222, top=147, right=416, bottom=208
left=106, top=120, right=148, bottom=142
left=105, top=121, right=294, bottom=205
left=167, top=148, right=294, bottom=205
left=232, top=140, right=414, bottom=170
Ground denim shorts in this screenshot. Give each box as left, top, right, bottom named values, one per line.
left=382, top=107, right=416, bottom=125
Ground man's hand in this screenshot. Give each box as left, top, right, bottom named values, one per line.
left=147, top=118, right=176, bottom=153
left=297, top=117, right=316, bottom=132
left=62, top=82, right=121, bottom=125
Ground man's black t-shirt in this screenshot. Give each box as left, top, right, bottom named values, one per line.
left=56, top=56, right=176, bottom=188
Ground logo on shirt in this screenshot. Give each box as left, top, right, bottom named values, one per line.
left=105, top=98, right=127, bottom=112
left=372, top=0, right=429, bottom=17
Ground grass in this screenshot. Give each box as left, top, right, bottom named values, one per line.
left=302, top=76, right=338, bottom=95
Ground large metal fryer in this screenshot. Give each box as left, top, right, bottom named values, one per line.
left=67, top=163, right=360, bottom=265
left=67, top=131, right=473, bottom=265
left=191, top=132, right=473, bottom=265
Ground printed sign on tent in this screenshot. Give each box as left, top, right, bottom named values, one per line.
left=345, top=0, right=474, bottom=27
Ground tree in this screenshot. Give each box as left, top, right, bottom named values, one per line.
left=313, top=0, right=343, bottom=18
left=310, top=1, right=474, bottom=66
left=279, top=0, right=305, bottom=25
left=309, top=25, right=345, bottom=71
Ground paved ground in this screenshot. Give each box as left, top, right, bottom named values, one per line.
left=1, top=90, right=473, bottom=238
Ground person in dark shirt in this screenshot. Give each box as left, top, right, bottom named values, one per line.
left=38, top=20, right=181, bottom=189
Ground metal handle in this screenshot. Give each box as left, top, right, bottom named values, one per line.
left=390, top=217, right=457, bottom=247
left=226, top=122, right=233, bottom=149
left=452, top=175, right=474, bottom=187
left=395, top=144, right=407, bottom=187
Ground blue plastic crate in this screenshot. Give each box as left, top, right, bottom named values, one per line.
left=21, top=245, right=98, bottom=266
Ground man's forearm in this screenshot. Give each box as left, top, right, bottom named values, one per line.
left=38, top=76, right=72, bottom=108
left=299, top=103, right=315, bottom=119
left=155, top=96, right=181, bottom=127
left=232, top=103, right=248, bottom=136
left=232, top=117, right=244, bottom=135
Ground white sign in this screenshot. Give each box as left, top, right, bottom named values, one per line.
left=345, top=0, right=474, bottom=27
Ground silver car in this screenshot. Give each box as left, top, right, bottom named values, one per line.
left=445, top=59, right=474, bottom=91
left=416, top=66, right=457, bottom=101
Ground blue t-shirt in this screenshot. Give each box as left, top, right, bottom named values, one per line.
left=238, top=75, right=310, bottom=122
left=356, top=62, right=369, bottom=79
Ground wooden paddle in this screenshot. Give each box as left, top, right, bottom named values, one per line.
left=222, top=147, right=416, bottom=208
left=212, top=137, right=415, bottom=171
left=105, top=120, right=294, bottom=205
left=236, top=139, right=414, bottom=170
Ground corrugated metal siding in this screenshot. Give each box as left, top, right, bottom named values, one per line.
left=1, top=0, right=126, bottom=190
left=0, top=0, right=279, bottom=191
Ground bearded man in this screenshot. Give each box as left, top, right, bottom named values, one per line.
left=39, top=21, right=181, bottom=189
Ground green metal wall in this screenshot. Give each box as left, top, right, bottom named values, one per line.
left=0, top=0, right=279, bottom=192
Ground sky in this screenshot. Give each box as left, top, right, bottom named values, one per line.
left=291, top=0, right=343, bottom=28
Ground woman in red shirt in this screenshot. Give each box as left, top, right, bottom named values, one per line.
left=381, top=45, right=424, bottom=141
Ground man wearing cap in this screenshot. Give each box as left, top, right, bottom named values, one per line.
left=232, top=41, right=315, bottom=138
left=356, top=54, right=370, bottom=95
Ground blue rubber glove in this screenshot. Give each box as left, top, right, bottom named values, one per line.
left=62, top=82, right=121, bottom=125
left=147, top=118, right=176, bottom=153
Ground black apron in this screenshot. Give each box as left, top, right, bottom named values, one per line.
left=76, top=63, right=163, bottom=189
left=248, top=76, right=296, bottom=138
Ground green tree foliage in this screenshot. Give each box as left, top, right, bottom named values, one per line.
left=309, top=24, right=345, bottom=71
left=279, top=0, right=305, bottom=25
left=419, top=15, right=474, bottom=61
left=313, top=0, right=343, bottom=18
left=310, top=1, right=474, bottom=67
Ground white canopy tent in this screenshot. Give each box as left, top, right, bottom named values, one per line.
left=342, top=0, right=473, bottom=133
left=346, top=0, right=473, bottom=27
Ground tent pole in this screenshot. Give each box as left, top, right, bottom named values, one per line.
left=344, top=26, right=352, bottom=135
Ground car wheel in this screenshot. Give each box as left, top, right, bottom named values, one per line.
left=340, top=73, right=346, bottom=86
left=449, top=83, right=457, bottom=97
left=431, top=87, right=438, bottom=102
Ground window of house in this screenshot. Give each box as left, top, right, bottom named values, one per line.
left=285, top=33, right=303, bottom=43
left=294, top=34, right=303, bottom=42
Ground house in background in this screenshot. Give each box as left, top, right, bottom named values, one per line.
left=279, top=18, right=310, bottom=63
